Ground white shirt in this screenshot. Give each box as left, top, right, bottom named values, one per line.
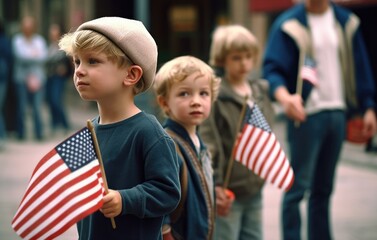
left=305, top=7, right=346, bottom=114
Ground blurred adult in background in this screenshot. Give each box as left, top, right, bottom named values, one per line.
left=46, top=23, right=71, bottom=136
left=12, top=16, right=48, bottom=141
left=262, top=0, right=377, bottom=239
left=0, top=19, right=12, bottom=150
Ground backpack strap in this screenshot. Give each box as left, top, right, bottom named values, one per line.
left=165, top=129, right=188, bottom=223
left=165, top=128, right=215, bottom=238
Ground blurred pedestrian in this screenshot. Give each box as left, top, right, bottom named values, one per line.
left=0, top=19, right=12, bottom=150
left=46, top=23, right=71, bottom=136
left=200, top=24, right=274, bottom=240
left=262, top=0, right=377, bottom=239
left=12, top=16, right=48, bottom=140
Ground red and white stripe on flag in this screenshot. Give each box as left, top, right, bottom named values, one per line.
left=301, top=65, right=318, bottom=86
left=12, top=128, right=105, bottom=240
left=233, top=105, right=294, bottom=191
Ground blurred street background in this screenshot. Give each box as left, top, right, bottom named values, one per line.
left=1, top=0, right=377, bottom=239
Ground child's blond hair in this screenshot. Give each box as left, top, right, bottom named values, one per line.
left=59, top=30, right=132, bottom=67
left=154, top=55, right=221, bottom=104
left=209, top=25, right=259, bottom=67
left=59, top=30, right=146, bottom=94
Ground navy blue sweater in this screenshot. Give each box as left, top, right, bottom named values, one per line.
left=77, top=112, right=181, bottom=240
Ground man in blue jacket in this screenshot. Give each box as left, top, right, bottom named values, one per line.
left=262, top=0, right=376, bottom=239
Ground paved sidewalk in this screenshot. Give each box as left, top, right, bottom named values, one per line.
left=1, top=101, right=377, bottom=240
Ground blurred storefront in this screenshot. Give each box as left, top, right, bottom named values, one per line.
left=0, top=0, right=376, bottom=122
left=0, top=0, right=376, bottom=63
left=0, top=0, right=229, bottom=65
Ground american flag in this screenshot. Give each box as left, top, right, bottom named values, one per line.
left=12, top=127, right=105, bottom=240
left=300, top=56, right=318, bottom=86
left=233, top=102, right=294, bottom=191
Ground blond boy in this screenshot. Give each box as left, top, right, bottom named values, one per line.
left=154, top=56, right=220, bottom=239
left=200, top=25, right=274, bottom=240
left=59, top=17, right=180, bottom=239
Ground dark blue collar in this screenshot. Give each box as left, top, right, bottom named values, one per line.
left=163, top=118, right=206, bottom=153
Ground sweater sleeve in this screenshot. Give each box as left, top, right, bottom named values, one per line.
left=353, top=27, right=376, bottom=111
left=120, top=135, right=181, bottom=218
left=262, top=22, right=301, bottom=100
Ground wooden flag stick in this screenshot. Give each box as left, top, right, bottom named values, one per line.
left=295, top=51, right=305, bottom=128
left=87, top=120, right=116, bottom=229
left=223, top=96, right=249, bottom=189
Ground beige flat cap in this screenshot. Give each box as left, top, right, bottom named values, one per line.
left=78, top=17, right=158, bottom=93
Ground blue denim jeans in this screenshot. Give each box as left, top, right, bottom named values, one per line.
left=15, top=81, right=45, bottom=140
left=215, top=190, right=262, bottom=240
left=46, top=75, right=69, bottom=130
left=282, top=110, right=346, bottom=240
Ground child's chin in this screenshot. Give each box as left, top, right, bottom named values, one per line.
left=78, top=94, right=94, bottom=101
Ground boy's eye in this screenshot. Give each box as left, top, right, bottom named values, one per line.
left=231, top=55, right=242, bottom=61
left=200, top=90, right=210, bottom=97
left=178, top=91, right=189, bottom=97
left=73, top=59, right=80, bottom=67
left=88, top=58, right=99, bottom=64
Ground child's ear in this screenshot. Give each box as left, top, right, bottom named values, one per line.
left=123, top=65, right=143, bottom=86
left=157, top=95, right=170, bottom=114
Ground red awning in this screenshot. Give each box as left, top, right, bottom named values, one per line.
left=250, top=0, right=377, bottom=12
left=334, top=0, right=377, bottom=7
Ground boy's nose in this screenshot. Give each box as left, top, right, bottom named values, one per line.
left=75, top=65, right=85, bottom=77
left=191, top=94, right=201, bottom=106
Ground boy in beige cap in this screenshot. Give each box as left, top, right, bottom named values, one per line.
left=59, top=17, right=180, bottom=239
